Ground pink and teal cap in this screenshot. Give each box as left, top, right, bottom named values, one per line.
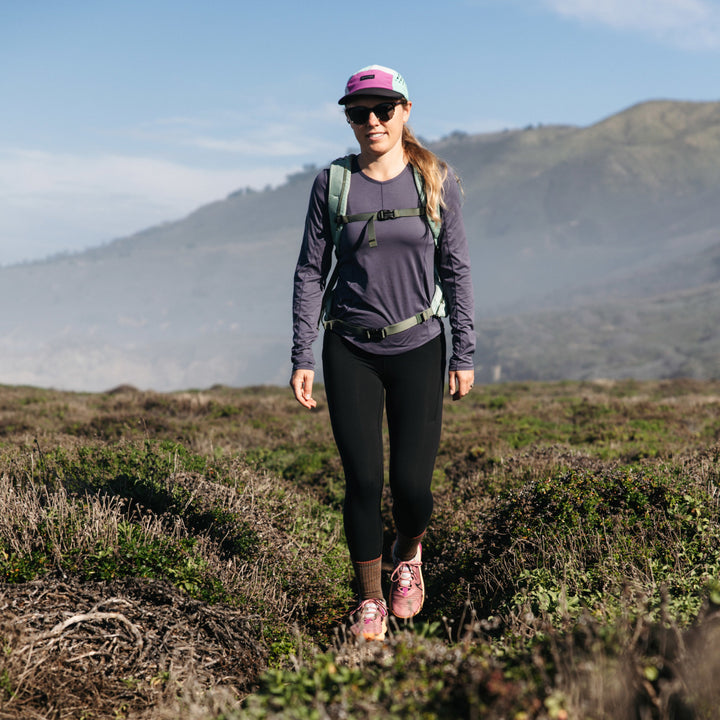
left=338, top=65, right=409, bottom=105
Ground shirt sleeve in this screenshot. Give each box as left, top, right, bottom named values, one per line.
left=291, top=170, right=334, bottom=371
left=437, top=171, right=476, bottom=370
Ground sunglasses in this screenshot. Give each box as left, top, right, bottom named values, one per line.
left=345, top=100, right=404, bottom=125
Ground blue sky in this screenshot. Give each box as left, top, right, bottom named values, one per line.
left=2, top=0, right=719, bottom=265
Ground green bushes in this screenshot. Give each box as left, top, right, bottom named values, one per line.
left=428, top=460, right=720, bottom=640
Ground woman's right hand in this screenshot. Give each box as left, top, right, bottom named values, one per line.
left=290, top=369, right=317, bottom=409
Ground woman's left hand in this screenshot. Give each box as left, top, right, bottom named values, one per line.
left=449, top=369, right=474, bottom=401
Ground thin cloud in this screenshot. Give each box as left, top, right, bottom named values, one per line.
left=544, top=0, right=720, bottom=49
left=188, top=130, right=337, bottom=158
left=183, top=104, right=346, bottom=158
left=124, top=103, right=346, bottom=159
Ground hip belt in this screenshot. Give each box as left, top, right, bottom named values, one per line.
left=323, top=306, right=435, bottom=341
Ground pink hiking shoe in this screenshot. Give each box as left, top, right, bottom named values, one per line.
left=349, top=598, right=388, bottom=641
left=390, top=544, right=425, bottom=619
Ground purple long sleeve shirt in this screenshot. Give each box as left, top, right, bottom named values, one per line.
left=292, top=159, right=475, bottom=371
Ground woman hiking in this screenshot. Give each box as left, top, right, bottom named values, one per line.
left=290, top=64, right=475, bottom=641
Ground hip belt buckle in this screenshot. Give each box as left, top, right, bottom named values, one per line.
left=363, top=327, right=388, bottom=341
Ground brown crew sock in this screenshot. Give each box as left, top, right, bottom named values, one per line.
left=352, top=556, right=384, bottom=601
left=393, top=531, right=425, bottom=562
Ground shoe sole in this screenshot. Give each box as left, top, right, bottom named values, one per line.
left=361, top=626, right=387, bottom=641
left=353, top=618, right=387, bottom=641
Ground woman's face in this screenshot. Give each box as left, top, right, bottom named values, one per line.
left=344, top=94, right=412, bottom=158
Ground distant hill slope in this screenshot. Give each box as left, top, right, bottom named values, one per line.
left=2, top=99, right=720, bottom=391
left=435, top=99, right=720, bottom=312
left=475, top=280, right=720, bottom=383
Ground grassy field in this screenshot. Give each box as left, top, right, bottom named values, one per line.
left=1, top=378, right=720, bottom=719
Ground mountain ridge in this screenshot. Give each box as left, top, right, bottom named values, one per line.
left=2, top=98, right=720, bottom=390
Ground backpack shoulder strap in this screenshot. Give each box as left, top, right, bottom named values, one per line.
left=320, top=155, right=353, bottom=328
left=327, top=155, right=354, bottom=249
left=411, top=165, right=441, bottom=244
left=411, top=165, right=446, bottom=317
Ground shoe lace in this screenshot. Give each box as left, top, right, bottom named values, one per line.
left=391, top=558, right=421, bottom=589
left=355, top=599, right=387, bottom=621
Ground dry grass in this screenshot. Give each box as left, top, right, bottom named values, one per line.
left=0, top=577, right=263, bottom=720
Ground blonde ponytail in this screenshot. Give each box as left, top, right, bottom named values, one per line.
left=402, top=125, right=448, bottom=225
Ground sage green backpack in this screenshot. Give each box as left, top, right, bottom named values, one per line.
left=320, top=154, right=446, bottom=340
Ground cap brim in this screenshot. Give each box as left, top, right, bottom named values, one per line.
left=338, top=88, right=405, bottom=105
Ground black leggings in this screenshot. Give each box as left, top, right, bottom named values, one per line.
left=322, top=330, right=445, bottom=562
